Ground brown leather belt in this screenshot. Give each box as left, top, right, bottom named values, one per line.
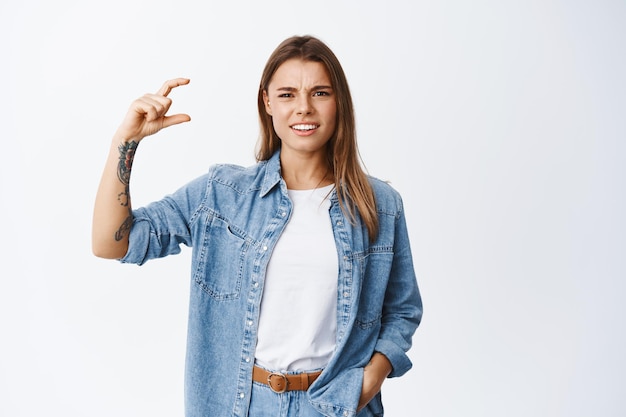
left=252, top=365, right=322, bottom=393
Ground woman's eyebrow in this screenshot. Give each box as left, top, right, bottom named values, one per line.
left=275, top=85, right=333, bottom=92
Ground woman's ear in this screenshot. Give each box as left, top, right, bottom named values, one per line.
left=262, top=90, right=272, bottom=116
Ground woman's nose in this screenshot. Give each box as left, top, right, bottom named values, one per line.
left=296, top=96, right=313, bottom=115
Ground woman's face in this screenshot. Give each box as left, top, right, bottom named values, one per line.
left=263, top=59, right=337, bottom=159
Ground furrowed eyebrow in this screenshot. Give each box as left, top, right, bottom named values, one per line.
left=275, top=85, right=333, bottom=92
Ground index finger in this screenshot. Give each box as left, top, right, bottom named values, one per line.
left=157, top=77, right=190, bottom=97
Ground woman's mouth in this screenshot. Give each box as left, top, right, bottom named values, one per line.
left=291, top=123, right=319, bottom=132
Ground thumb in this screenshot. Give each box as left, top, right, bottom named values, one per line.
left=162, top=113, right=191, bottom=129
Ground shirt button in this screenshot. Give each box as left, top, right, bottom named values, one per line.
left=253, top=282, right=259, bottom=288
left=337, top=221, right=343, bottom=226
left=343, top=256, right=348, bottom=260
left=343, top=412, right=348, bottom=416
left=239, top=393, right=245, bottom=399
left=247, top=320, right=253, bottom=326
left=262, top=245, right=268, bottom=251
left=281, top=211, right=286, bottom=217
left=244, top=357, right=250, bottom=363
left=343, top=292, right=349, bottom=298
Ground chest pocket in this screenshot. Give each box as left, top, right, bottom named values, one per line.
left=193, top=213, right=250, bottom=300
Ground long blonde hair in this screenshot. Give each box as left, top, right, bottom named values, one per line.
left=256, top=35, right=378, bottom=241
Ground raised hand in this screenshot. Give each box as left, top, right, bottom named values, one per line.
left=115, top=77, right=191, bottom=143
left=92, top=78, right=191, bottom=259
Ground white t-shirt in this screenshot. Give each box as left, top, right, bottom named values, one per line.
left=255, top=184, right=338, bottom=372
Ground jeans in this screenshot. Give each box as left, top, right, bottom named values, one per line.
left=248, top=382, right=325, bottom=417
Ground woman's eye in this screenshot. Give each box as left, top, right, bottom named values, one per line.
left=278, top=93, right=293, bottom=98
left=313, top=91, right=329, bottom=97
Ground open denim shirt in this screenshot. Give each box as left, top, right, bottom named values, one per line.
left=121, top=151, right=422, bottom=417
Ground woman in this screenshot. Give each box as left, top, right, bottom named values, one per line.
left=93, top=35, right=422, bottom=417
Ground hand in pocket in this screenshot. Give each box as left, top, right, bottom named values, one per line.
left=357, top=353, right=392, bottom=412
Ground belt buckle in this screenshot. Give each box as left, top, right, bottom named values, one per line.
left=267, top=372, right=288, bottom=393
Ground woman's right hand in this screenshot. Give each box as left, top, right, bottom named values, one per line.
left=115, top=77, right=191, bottom=142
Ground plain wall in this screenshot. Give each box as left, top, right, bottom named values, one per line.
left=1, top=0, right=625, bottom=416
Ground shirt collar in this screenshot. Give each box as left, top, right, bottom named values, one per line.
left=260, top=150, right=283, bottom=197
left=259, top=149, right=341, bottom=203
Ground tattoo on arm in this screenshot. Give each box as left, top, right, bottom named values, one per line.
left=117, top=141, right=138, bottom=186
left=115, top=213, right=133, bottom=242
left=114, top=186, right=133, bottom=241
left=114, top=141, right=138, bottom=241
left=117, top=189, right=130, bottom=207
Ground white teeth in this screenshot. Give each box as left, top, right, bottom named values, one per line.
left=292, top=124, right=318, bottom=131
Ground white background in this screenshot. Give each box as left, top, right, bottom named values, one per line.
left=1, top=0, right=625, bottom=416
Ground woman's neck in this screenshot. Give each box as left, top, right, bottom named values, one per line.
left=280, top=153, right=333, bottom=190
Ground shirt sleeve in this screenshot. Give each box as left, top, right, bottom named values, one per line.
left=374, top=199, right=423, bottom=378
left=120, top=173, right=210, bottom=266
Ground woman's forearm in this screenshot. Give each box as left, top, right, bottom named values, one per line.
left=92, top=135, right=138, bottom=259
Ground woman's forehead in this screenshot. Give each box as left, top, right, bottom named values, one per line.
left=268, top=59, right=332, bottom=89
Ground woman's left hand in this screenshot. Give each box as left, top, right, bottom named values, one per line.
left=357, top=352, right=393, bottom=412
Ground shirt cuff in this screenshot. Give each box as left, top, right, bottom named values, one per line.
left=374, top=338, right=413, bottom=378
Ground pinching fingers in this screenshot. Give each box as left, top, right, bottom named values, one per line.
left=157, top=77, right=190, bottom=97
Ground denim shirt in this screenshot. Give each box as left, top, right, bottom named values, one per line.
left=121, top=151, right=422, bottom=417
